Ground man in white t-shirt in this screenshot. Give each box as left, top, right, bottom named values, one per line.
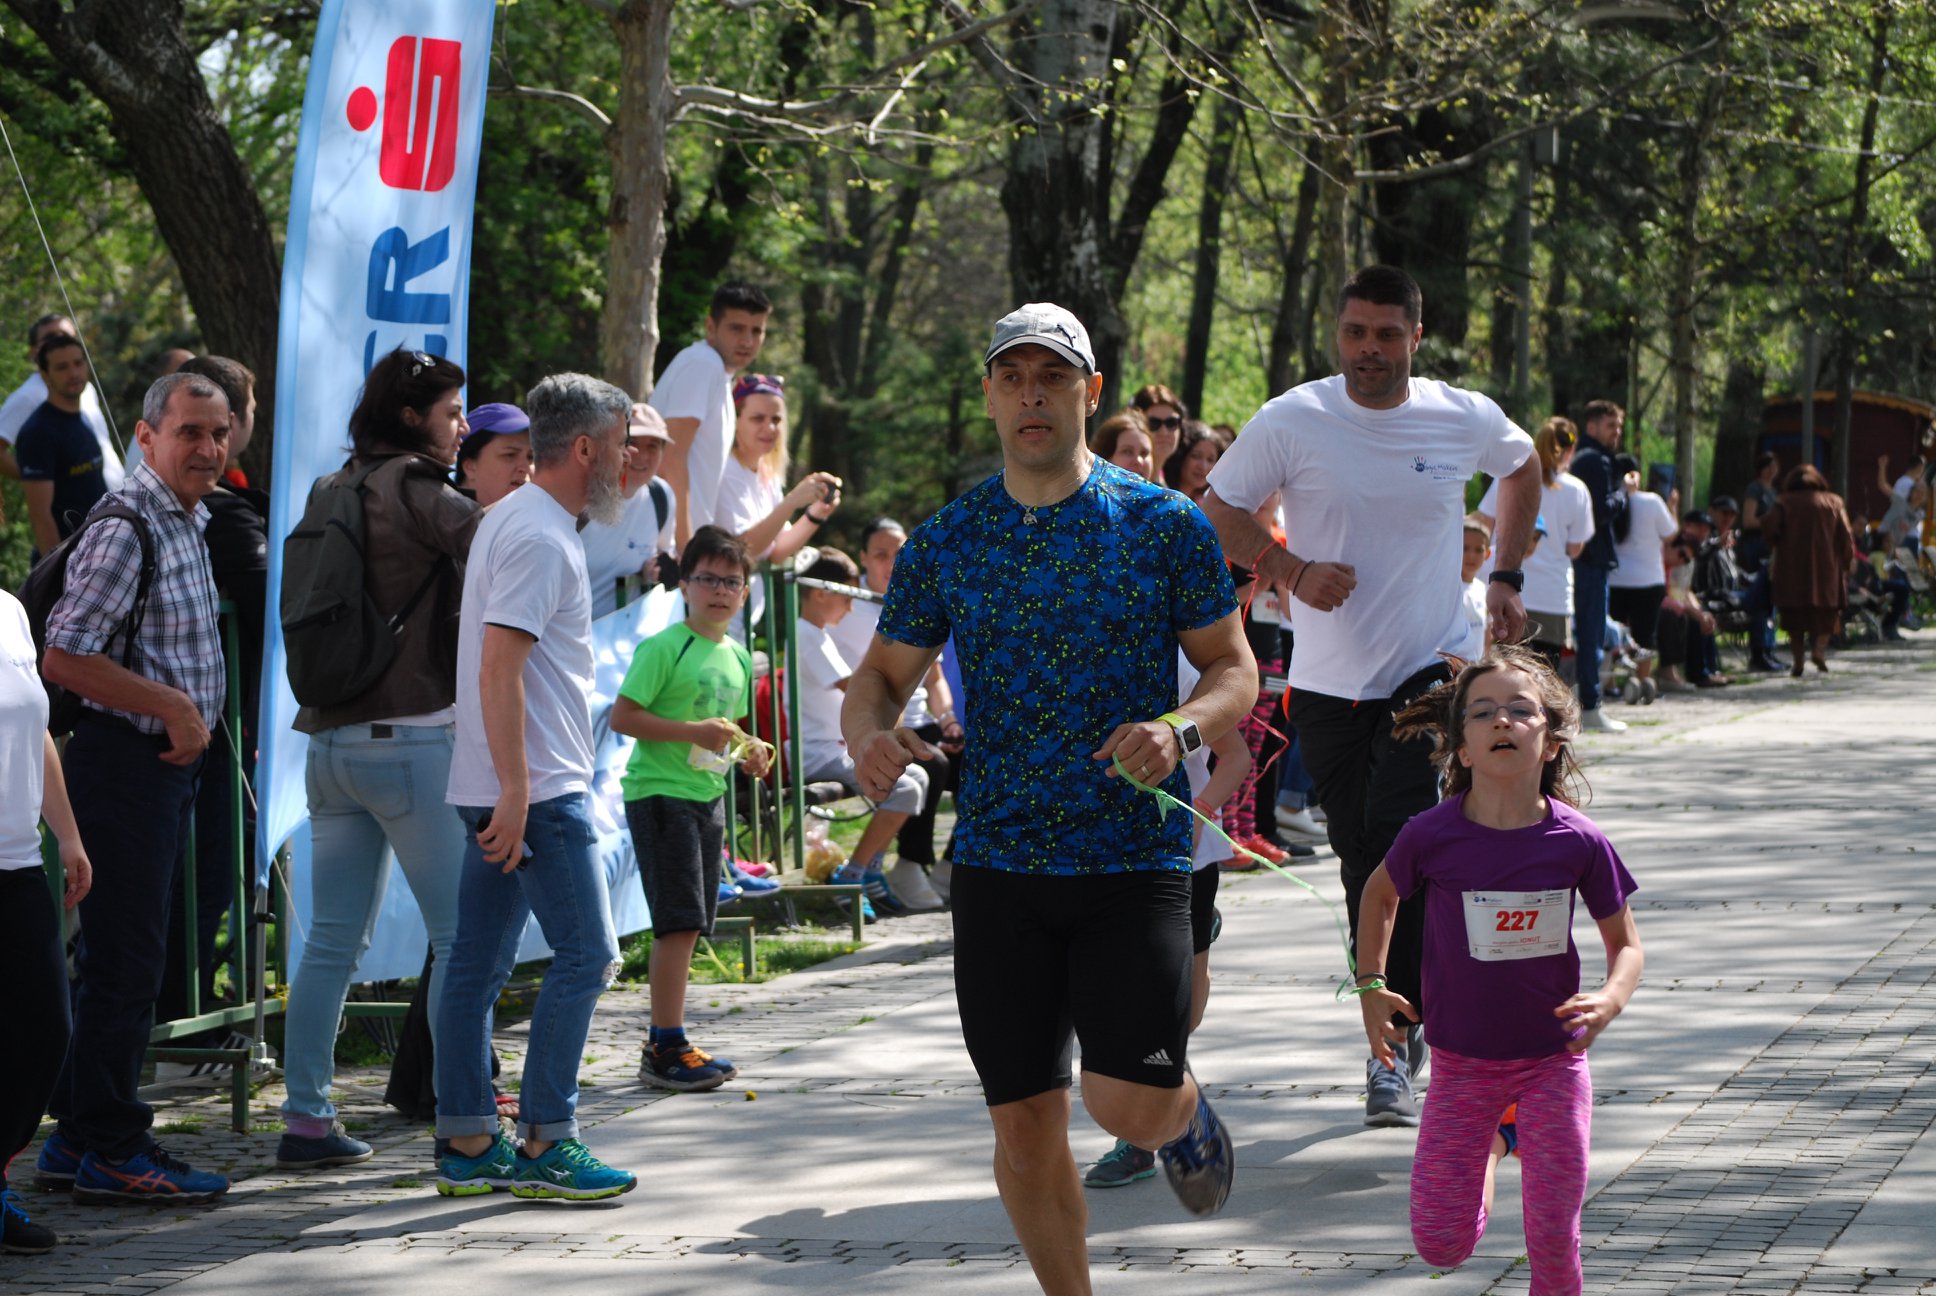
left=580, top=403, right=678, bottom=619
left=0, top=313, right=122, bottom=488
left=435, top=372, right=638, bottom=1203
left=794, top=547, right=931, bottom=914
left=647, top=282, right=771, bottom=547
left=1201, top=264, right=1539, bottom=1129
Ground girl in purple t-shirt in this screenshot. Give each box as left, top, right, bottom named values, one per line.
left=1354, top=645, right=1644, bottom=1296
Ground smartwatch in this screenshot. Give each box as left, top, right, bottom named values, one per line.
left=1160, top=711, right=1204, bottom=757
left=1487, top=569, right=1525, bottom=592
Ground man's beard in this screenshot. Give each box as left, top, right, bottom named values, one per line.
left=584, top=459, right=626, bottom=527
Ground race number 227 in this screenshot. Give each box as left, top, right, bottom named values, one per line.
left=1494, top=910, right=1541, bottom=932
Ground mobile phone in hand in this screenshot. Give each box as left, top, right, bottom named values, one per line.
left=474, top=811, right=534, bottom=869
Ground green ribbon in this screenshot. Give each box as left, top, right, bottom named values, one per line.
left=1112, top=753, right=1373, bottom=1001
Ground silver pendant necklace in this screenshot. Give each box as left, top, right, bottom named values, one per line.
left=1022, top=504, right=1039, bottom=526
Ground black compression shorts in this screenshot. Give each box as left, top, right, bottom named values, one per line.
left=949, top=864, right=1193, bottom=1106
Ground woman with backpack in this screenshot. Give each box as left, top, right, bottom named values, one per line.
left=277, top=349, right=482, bottom=1169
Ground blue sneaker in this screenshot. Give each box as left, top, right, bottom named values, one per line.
left=276, top=1123, right=374, bottom=1170
left=1158, top=1081, right=1235, bottom=1216
left=72, top=1147, right=229, bottom=1205
left=33, top=1131, right=82, bottom=1192
left=717, top=880, right=743, bottom=905
left=734, top=871, right=782, bottom=895
left=837, top=861, right=905, bottom=915
left=510, top=1139, right=636, bottom=1201
left=436, top=1132, right=519, bottom=1196
left=1084, top=1138, right=1157, bottom=1188
left=1, top=1186, right=56, bottom=1254
left=640, top=1041, right=727, bottom=1092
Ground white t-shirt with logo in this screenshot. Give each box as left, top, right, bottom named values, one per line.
left=448, top=483, right=597, bottom=806
left=1611, top=491, right=1679, bottom=589
left=1208, top=375, right=1533, bottom=700
left=579, top=476, right=674, bottom=619
left=1480, top=471, right=1593, bottom=614
left=0, top=593, right=49, bottom=872
left=795, top=619, right=851, bottom=772
left=647, top=340, right=733, bottom=534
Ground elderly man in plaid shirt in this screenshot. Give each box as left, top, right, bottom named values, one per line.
left=33, top=371, right=234, bottom=1205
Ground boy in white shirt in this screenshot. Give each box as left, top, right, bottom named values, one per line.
left=794, top=548, right=932, bottom=915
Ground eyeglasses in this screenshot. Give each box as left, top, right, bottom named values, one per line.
left=1146, top=415, right=1183, bottom=430
left=687, top=572, right=746, bottom=592
left=1463, top=701, right=1545, bottom=726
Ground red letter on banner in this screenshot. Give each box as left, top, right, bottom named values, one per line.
left=379, top=36, right=460, bottom=192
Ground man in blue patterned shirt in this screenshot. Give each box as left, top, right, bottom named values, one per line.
left=844, top=304, right=1257, bottom=1291
left=36, top=372, right=232, bottom=1206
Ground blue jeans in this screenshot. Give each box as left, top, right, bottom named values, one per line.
left=1572, top=560, right=1612, bottom=711
left=1275, top=733, right=1316, bottom=811
left=50, top=714, right=202, bottom=1161
left=281, top=724, right=468, bottom=1132
left=436, top=792, right=619, bottom=1144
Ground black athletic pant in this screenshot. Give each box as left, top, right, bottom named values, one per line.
left=1285, top=661, right=1448, bottom=1022
left=895, top=721, right=959, bottom=867
left=1, top=867, right=71, bottom=1187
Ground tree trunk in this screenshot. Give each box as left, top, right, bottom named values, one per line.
left=1181, top=93, right=1238, bottom=417
left=3, top=1, right=283, bottom=480
left=1710, top=356, right=1765, bottom=502
left=602, top=0, right=675, bottom=399
left=1830, top=6, right=1891, bottom=497
left=1267, top=158, right=1320, bottom=396
left=1667, top=50, right=1728, bottom=505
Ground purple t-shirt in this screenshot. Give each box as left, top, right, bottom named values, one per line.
left=1383, top=793, right=1638, bottom=1061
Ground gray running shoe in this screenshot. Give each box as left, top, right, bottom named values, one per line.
left=1084, top=1138, right=1156, bottom=1188
left=1158, top=1083, right=1235, bottom=1216
left=1365, top=1055, right=1419, bottom=1127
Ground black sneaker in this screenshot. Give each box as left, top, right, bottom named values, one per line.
left=1157, top=1081, right=1235, bottom=1216
left=639, top=1042, right=727, bottom=1092
left=276, top=1123, right=375, bottom=1170
left=1, top=1187, right=56, bottom=1255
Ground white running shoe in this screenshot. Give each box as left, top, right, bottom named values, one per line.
left=886, top=858, right=945, bottom=910
left=1274, top=805, right=1326, bottom=839
left=1580, top=707, right=1628, bottom=733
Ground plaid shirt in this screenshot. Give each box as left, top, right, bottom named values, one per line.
left=46, top=460, right=226, bottom=733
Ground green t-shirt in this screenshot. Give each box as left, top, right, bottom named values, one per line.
left=618, top=622, right=755, bottom=803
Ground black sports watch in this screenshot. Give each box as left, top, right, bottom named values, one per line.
left=1161, top=712, right=1204, bottom=757
left=1487, top=569, right=1525, bottom=592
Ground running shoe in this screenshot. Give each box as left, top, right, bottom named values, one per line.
left=1, top=1187, right=55, bottom=1254
left=836, top=861, right=906, bottom=915
left=33, top=1130, right=82, bottom=1192
left=436, top=1131, right=519, bottom=1196
left=689, top=1041, right=738, bottom=1079
left=276, top=1123, right=374, bottom=1170
left=1158, top=1082, right=1235, bottom=1216
left=1084, top=1139, right=1156, bottom=1188
left=509, top=1139, right=636, bottom=1201
left=1364, top=1056, right=1419, bottom=1128
left=1273, top=805, right=1326, bottom=839
left=640, top=1042, right=728, bottom=1092
left=71, top=1147, right=229, bottom=1205
left=885, top=858, right=945, bottom=910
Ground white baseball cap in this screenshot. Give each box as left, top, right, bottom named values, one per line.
left=984, top=302, right=1096, bottom=372
left=627, top=402, right=670, bottom=441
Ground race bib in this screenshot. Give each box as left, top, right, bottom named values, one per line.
left=1462, top=889, right=1569, bottom=962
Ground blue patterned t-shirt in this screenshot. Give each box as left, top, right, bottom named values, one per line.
left=878, top=460, right=1237, bottom=875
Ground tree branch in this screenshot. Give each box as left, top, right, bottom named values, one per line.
left=491, top=82, right=614, bottom=134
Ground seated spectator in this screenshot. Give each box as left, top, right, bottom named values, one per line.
left=612, top=527, right=770, bottom=1092
left=1091, top=409, right=1155, bottom=482
left=1657, top=512, right=1728, bottom=691
left=452, top=402, right=530, bottom=507
left=1691, top=502, right=1746, bottom=680
left=828, top=518, right=954, bottom=909
left=16, top=332, right=109, bottom=555
left=793, top=547, right=934, bottom=916
left=581, top=403, right=677, bottom=618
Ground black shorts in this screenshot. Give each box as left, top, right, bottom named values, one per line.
left=1189, top=865, right=1220, bottom=954
left=1609, top=584, right=1667, bottom=650
left=950, top=864, right=1193, bottom=1107
left=625, top=795, right=725, bottom=936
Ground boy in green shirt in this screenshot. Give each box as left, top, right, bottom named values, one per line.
left=613, top=527, right=770, bottom=1091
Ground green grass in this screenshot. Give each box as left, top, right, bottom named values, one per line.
left=615, top=929, right=860, bottom=985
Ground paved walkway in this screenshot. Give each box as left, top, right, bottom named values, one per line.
left=7, top=637, right=1935, bottom=1294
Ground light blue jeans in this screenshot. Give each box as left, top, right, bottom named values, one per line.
left=282, top=724, right=467, bottom=1133
left=436, top=792, right=620, bottom=1144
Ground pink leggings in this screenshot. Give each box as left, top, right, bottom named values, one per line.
left=1411, top=1046, right=1592, bottom=1296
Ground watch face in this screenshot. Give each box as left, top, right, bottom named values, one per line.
left=1178, top=721, right=1202, bottom=753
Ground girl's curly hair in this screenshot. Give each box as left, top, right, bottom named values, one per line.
left=1391, top=644, right=1589, bottom=808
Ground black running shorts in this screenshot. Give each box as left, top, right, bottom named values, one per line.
left=1189, top=865, right=1220, bottom=954
left=950, top=864, right=1193, bottom=1107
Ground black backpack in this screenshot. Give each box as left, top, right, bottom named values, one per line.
left=280, top=459, right=444, bottom=708
left=19, top=502, right=157, bottom=735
